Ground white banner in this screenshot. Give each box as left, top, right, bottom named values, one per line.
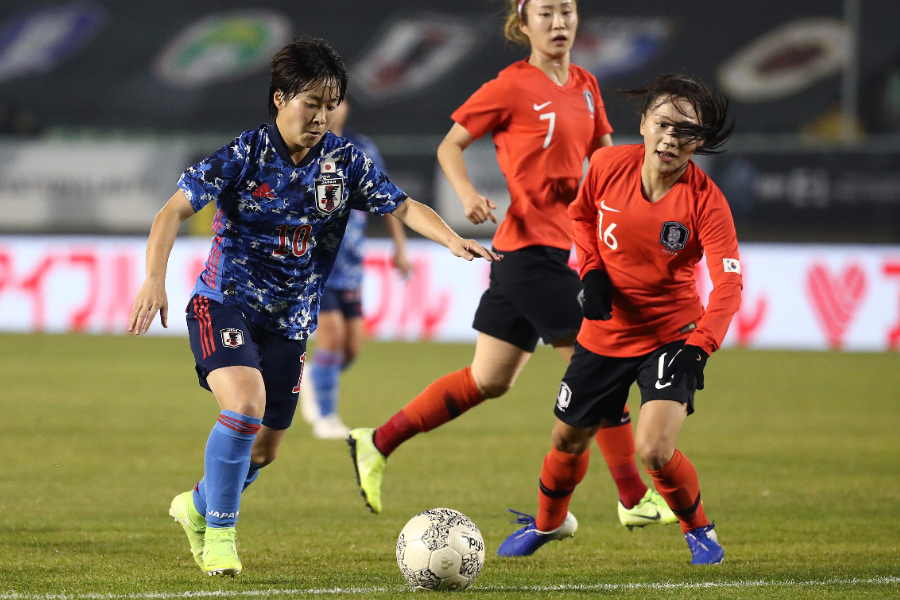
left=0, top=235, right=898, bottom=352
left=0, top=139, right=194, bottom=232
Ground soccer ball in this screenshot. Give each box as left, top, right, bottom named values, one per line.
left=395, top=508, right=485, bottom=591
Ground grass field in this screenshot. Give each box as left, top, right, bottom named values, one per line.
left=2, top=333, right=899, bottom=599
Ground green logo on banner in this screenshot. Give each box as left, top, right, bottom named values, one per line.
left=156, top=10, right=291, bottom=88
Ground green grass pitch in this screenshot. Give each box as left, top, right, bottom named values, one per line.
left=1, top=333, right=898, bottom=599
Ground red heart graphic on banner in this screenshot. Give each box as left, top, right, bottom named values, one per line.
left=805, top=263, right=867, bottom=349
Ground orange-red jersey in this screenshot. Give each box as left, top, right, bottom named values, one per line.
left=451, top=61, right=613, bottom=252
left=569, top=145, right=743, bottom=357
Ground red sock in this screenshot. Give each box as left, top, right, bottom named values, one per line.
left=594, top=410, right=648, bottom=508
left=373, top=411, right=417, bottom=458
left=536, top=447, right=589, bottom=531
left=647, top=449, right=709, bottom=533
left=373, top=367, right=483, bottom=457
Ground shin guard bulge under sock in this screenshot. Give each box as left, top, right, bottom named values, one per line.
left=194, top=410, right=261, bottom=528
left=647, top=449, right=709, bottom=533
left=536, top=447, right=589, bottom=531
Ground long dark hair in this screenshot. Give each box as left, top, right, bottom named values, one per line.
left=623, top=74, right=734, bottom=154
left=268, top=36, right=347, bottom=117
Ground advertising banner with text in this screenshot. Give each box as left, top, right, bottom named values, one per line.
left=0, top=236, right=897, bottom=352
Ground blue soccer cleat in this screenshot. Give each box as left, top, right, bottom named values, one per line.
left=685, top=524, right=724, bottom=565
left=497, top=509, right=577, bottom=557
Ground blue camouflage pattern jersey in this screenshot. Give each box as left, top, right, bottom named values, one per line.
left=325, top=132, right=385, bottom=291
left=179, top=122, right=407, bottom=340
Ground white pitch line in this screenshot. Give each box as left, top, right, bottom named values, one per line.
left=1, top=576, right=898, bottom=599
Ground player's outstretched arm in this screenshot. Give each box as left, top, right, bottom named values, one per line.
left=127, top=190, right=195, bottom=335
left=391, top=198, right=500, bottom=262
left=384, top=214, right=411, bottom=277
left=437, top=123, right=497, bottom=225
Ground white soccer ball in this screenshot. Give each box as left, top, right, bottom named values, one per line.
left=395, top=507, right=486, bottom=591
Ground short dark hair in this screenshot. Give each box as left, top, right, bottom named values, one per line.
left=624, top=74, right=734, bottom=154
left=268, top=36, right=348, bottom=117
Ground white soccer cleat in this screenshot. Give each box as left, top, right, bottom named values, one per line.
left=300, top=375, right=320, bottom=424
left=313, top=414, right=350, bottom=439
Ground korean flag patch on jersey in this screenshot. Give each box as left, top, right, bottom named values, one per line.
left=723, top=257, right=741, bottom=274
left=583, top=89, right=596, bottom=116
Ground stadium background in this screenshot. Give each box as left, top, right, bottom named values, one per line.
left=1, top=2, right=899, bottom=598
left=1, top=0, right=898, bottom=350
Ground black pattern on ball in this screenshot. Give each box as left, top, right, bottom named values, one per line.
left=413, top=568, right=441, bottom=589
left=460, top=553, right=482, bottom=577
left=422, top=524, right=451, bottom=551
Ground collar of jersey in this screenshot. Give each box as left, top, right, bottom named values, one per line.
left=267, top=121, right=326, bottom=169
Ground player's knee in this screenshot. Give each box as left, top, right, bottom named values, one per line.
left=476, top=377, right=512, bottom=399
left=636, top=440, right=673, bottom=470
left=230, top=397, right=265, bottom=419
left=551, top=424, right=593, bottom=455
left=552, top=436, right=590, bottom=455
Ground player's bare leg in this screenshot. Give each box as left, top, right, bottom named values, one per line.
left=344, top=315, right=364, bottom=367
left=599, top=397, right=675, bottom=528
left=549, top=341, right=664, bottom=527
left=348, top=334, right=530, bottom=513
left=638, top=399, right=723, bottom=564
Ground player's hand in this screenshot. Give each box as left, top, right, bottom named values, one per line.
left=127, top=277, right=168, bottom=335
left=661, top=345, right=709, bottom=390
left=392, top=249, right=412, bottom=279
left=579, top=269, right=613, bottom=320
left=447, top=237, right=502, bottom=262
left=460, top=191, right=497, bottom=225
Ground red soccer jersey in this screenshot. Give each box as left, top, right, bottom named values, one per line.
left=452, top=61, right=613, bottom=252
left=569, top=145, right=743, bottom=357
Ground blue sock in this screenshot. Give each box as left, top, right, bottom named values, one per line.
left=243, top=462, right=264, bottom=491
left=193, top=410, right=261, bottom=528
left=193, top=461, right=266, bottom=516
left=311, top=350, right=343, bottom=417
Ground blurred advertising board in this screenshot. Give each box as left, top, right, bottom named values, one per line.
left=3, top=1, right=899, bottom=136
left=710, top=146, right=900, bottom=243
left=0, top=236, right=897, bottom=352
left=5, top=136, right=897, bottom=245
left=0, top=138, right=194, bottom=233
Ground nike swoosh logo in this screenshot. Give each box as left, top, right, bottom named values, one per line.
left=633, top=512, right=661, bottom=521
left=533, top=101, right=552, bottom=111
left=654, top=380, right=672, bottom=390
left=599, top=200, right=621, bottom=213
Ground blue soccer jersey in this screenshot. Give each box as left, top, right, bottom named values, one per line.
left=179, top=122, right=407, bottom=340
left=325, top=131, right=385, bottom=291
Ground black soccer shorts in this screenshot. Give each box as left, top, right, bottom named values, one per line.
left=553, top=340, right=696, bottom=428
left=472, top=245, right=582, bottom=352
left=186, top=294, right=307, bottom=430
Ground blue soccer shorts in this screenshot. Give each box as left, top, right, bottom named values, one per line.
left=319, top=287, right=363, bottom=319
left=185, top=294, right=307, bottom=430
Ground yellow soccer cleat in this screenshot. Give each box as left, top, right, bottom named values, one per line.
left=347, top=427, right=386, bottom=514
left=648, top=489, right=679, bottom=524
left=618, top=489, right=679, bottom=530
left=168, top=491, right=206, bottom=569
left=203, top=527, right=242, bottom=577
